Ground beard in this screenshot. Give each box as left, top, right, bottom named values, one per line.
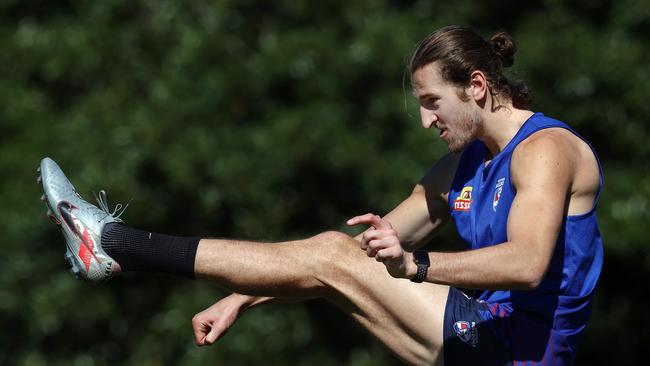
left=445, top=106, right=483, bottom=153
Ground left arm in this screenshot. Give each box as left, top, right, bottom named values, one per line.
left=354, top=134, right=574, bottom=290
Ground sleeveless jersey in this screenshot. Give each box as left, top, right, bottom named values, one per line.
left=448, top=113, right=604, bottom=365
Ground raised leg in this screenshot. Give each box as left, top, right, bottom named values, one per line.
left=37, top=157, right=447, bottom=364
left=195, top=231, right=449, bottom=366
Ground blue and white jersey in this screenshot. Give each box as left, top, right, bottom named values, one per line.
left=448, top=113, right=604, bottom=365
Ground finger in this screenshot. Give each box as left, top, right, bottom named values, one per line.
left=347, top=214, right=391, bottom=230
left=367, top=245, right=377, bottom=257
left=358, top=229, right=372, bottom=250
left=366, top=238, right=390, bottom=257
left=366, top=239, right=378, bottom=257
left=192, top=319, right=209, bottom=345
left=346, top=213, right=375, bottom=226
left=368, top=235, right=400, bottom=250
left=375, top=248, right=387, bottom=261
left=375, top=249, right=388, bottom=262
left=362, top=228, right=398, bottom=253
left=360, top=237, right=369, bottom=251
left=377, top=246, right=401, bottom=261
left=369, top=215, right=391, bottom=230
left=362, top=228, right=397, bottom=242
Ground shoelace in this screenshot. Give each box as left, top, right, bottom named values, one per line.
left=93, top=190, right=131, bottom=223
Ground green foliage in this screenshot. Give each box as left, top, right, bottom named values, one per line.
left=1, top=0, right=648, bottom=365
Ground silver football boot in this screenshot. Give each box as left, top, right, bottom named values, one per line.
left=38, top=157, right=128, bottom=282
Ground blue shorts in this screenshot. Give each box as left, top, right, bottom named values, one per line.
left=443, top=287, right=512, bottom=366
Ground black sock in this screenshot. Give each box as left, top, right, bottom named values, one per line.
left=101, top=222, right=200, bottom=279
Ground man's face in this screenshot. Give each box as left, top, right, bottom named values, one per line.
left=412, top=62, right=482, bottom=153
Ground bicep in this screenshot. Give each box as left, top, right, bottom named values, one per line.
left=507, top=138, right=573, bottom=280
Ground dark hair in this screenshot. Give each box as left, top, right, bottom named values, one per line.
left=408, top=26, right=532, bottom=109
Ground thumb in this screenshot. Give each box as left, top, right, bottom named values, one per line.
left=204, top=323, right=224, bottom=345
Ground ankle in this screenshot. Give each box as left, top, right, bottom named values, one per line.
left=101, top=223, right=199, bottom=278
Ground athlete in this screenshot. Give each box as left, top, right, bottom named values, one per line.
left=39, top=26, right=603, bottom=365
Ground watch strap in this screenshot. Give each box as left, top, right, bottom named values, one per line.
left=411, top=250, right=430, bottom=283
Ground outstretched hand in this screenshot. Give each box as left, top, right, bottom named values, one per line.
left=192, top=294, right=244, bottom=346
left=346, top=213, right=414, bottom=279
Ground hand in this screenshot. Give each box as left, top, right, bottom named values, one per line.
left=191, top=293, right=246, bottom=346
left=346, top=213, right=415, bottom=279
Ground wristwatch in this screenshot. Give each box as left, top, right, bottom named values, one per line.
left=410, top=250, right=430, bottom=283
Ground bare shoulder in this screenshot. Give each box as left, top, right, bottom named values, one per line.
left=512, top=127, right=600, bottom=213
left=518, top=127, right=584, bottom=150
left=513, top=128, right=597, bottom=170
left=513, top=129, right=577, bottom=167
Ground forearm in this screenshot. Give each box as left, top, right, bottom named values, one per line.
left=424, top=241, right=548, bottom=290
left=386, top=211, right=444, bottom=252
left=234, top=293, right=309, bottom=312
left=357, top=195, right=448, bottom=252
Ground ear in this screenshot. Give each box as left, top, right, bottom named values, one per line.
left=467, top=70, right=488, bottom=101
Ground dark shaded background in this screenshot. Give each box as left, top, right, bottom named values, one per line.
left=1, top=0, right=648, bottom=365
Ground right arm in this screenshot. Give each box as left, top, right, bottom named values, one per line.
left=192, top=293, right=294, bottom=346
left=352, top=153, right=460, bottom=251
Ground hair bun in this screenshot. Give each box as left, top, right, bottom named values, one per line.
left=489, top=31, right=516, bottom=67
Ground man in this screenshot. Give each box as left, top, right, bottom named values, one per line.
left=39, top=26, right=603, bottom=365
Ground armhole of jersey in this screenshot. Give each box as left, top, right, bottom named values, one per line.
left=508, top=126, right=604, bottom=218
left=568, top=128, right=604, bottom=219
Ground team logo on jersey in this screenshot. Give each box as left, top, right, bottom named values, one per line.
left=453, top=186, right=473, bottom=211
left=453, top=320, right=478, bottom=347
left=493, top=178, right=505, bottom=212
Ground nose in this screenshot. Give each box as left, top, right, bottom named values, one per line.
left=420, top=106, right=438, bottom=129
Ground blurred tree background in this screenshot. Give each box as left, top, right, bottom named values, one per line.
left=1, top=0, right=648, bottom=365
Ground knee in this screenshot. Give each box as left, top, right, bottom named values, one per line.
left=307, top=231, right=363, bottom=276
left=311, top=231, right=358, bottom=253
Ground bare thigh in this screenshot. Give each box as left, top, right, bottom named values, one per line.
left=196, top=231, right=449, bottom=365
left=316, top=232, right=449, bottom=366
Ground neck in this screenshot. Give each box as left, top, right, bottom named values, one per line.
left=477, top=102, right=534, bottom=158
